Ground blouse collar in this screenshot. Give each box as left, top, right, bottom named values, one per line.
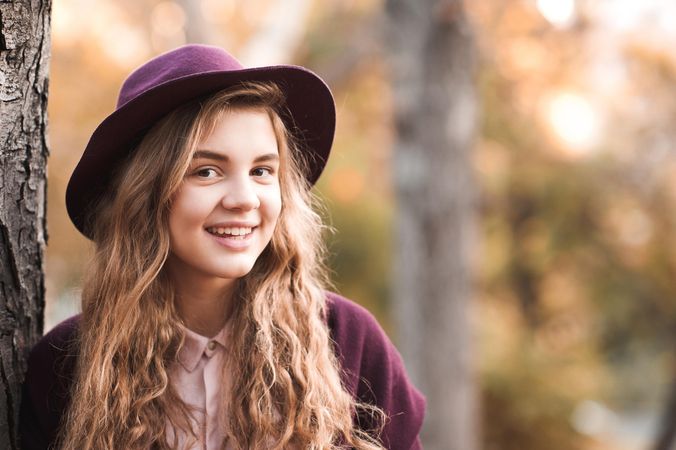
left=177, top=322, right=230, bottom=372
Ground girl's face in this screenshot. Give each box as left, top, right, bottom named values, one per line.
left=166, top=108, right=282, bottom=286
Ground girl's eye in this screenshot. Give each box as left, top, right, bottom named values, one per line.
left=195, top=168, right=218, bottom=178
left=251, top=167, right=273, bottom=177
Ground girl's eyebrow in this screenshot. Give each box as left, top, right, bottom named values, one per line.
left=253, top=153, right=280, bottom=163
left=193, top=150, right=227, bottom=161
left=192, top=150, right=279, bottom=163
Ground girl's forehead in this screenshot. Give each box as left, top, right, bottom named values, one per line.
left=199, top=107, right=274, bottom=138
left=193, top=109, right=280, bottom=161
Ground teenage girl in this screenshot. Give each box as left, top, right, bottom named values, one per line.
left=20, top=44, right=425, bottom=450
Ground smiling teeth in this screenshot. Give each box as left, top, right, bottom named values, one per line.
left=207, top=226, right=253, bottom=236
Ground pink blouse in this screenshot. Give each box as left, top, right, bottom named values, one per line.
left=168, top=324, right=232, bottom=450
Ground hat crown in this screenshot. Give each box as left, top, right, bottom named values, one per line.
left=117, top=44, right=244, bottom=108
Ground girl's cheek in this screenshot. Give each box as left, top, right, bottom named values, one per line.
left=265, top=191, right=283, bottom=217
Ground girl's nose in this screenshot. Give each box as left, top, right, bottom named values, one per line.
left=220, top=176, right=260, bottom=211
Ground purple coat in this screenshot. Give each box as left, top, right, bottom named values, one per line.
left=20, top=292, right=426, bottom=449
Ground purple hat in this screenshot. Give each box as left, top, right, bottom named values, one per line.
left=66, top=44, right=335, bottom=238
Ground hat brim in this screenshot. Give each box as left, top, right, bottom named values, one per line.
left=65, top=65, right=335, bottom=238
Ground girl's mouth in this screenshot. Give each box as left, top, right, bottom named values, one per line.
left=205, top=226, right=255, bottom=240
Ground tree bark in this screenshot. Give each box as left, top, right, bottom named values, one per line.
left=385, top=1, right=479, bottom=449
left=0, top=0, right=50, bottom=448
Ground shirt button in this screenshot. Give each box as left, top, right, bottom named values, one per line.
left=207, top=341, right=216, bottom=351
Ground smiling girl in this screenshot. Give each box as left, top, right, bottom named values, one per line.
left=20, top=45, right=425, bottom=450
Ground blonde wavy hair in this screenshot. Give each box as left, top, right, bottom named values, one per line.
left=59, top=82, right=386, bottom=449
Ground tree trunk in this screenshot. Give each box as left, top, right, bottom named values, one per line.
left=385, top=1, right=479, bottom=449
left=176, top=0, right=218, bottom=46
left=0, top=0, right=50, bottom=448
left=239, top=0, right=312, bottom=66
left=654, top=371, right=676, bottom=450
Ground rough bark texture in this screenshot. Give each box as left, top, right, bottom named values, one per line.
left=0, top=0, right=50, bottom=448
left=385, top=1, right=479, bottom=449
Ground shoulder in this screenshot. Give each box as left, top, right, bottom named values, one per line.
left=325, top=291, right=384, bottom=346
left=325, top=292, right=426, bottom=450
left=30, top=314, right=81, bottom=358
left=26, top=314, right=81, bottom=388
left=20, top=315, right=81, bottom=450
left=325, top=291, right=390, bottom=389
left=324, top=291, right=405, bottom=391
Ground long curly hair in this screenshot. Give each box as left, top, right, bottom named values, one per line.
left=58, top=82, right=386, bottom=450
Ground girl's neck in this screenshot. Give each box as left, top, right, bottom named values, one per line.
left=172, top=277, right=235, bottom=338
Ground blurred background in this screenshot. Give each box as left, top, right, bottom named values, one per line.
left=45, top=0, right=676, bottom=449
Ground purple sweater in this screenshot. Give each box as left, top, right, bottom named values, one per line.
left=20, top=292, right=426, bottom=449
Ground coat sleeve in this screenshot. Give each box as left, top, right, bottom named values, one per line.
left=19, top=316, right=80, bottom=450
left=326, top=292, right=426, bottom=450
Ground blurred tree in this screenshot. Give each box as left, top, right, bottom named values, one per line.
left=0, top=0, right=51, bottom=448
left=239, top=0, right=312, bottom=66
left=654, top=375, right=676, bottom=450
left=176, top=0, right=218, bottom=44
left=385, top=0, right=479, bottom=449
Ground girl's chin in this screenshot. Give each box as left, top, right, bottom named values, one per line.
left=207, top=263, right=257, bottom=280
left=165, top=251, right=261, bottom=283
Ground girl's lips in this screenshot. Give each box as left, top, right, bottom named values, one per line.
left=205, top=227, right=255, bottom=250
